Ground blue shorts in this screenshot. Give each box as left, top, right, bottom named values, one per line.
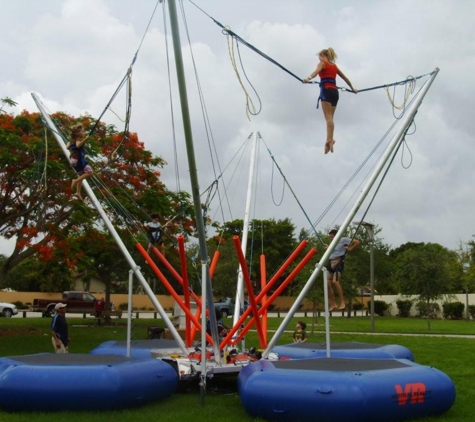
left=320, top=88, right=339, bottom=107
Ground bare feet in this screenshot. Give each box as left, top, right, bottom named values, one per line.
left=324, top=142, right=331, bottom=154
left=75, top=190, right=83, bottom=201
left=330, top=140, right=336, bottom=153
left=71, top=179, right=78, bottom=190
left=337, top=304, right=346, bottom=310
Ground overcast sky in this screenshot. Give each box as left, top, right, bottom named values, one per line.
left=1, top=0, right=474, bottom=256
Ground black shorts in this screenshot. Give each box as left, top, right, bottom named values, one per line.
left=149, top=237, right=163, bottom=246
left=326, top=257, right=345, bottom=279
left=320, top=88, right=339, bottom=107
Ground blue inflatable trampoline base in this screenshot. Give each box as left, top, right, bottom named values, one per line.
left=238, top=358, right=455, bottom=422
left=273, top=341, right=414, bottom=360
left=90, top=339, right=181, bottom=359
left=0, top=353, right=178, bottom=412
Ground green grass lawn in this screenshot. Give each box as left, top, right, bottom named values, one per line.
left=0, top=316, right=474, bottom=421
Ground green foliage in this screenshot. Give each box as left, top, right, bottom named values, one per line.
left=468, top=305, right=475, bottom=319
left=392, top=243, right=460, bottom=300
left=396, top=299, right=413, bottom=317
left=207, top=218, right=301, bottom=297
left=0, top=108, right=195, bottom=291
left=373, top=300, right=389, bottom=316
left=352, top=302, right=364, bottom=311
left=1, top=317, right=474, bottom=422
left=4, top=257, right=75, bottom=292
left=416, top=301, right=441, bottom=319
left=442, top=301, right=465, bottom=320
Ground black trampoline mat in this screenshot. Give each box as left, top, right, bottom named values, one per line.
left=285, top=342, right=384, bottom=350
left=6, top=353, right=135, bottom=365
left=272, top=358, right=411, bottom=371
left=110, top=339, right=179, bottom=348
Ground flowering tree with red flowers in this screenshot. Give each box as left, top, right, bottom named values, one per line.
left=0, top=103, right=195, bottom=290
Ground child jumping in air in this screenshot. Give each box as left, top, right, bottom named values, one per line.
left=67, top=123, right=93, bottom=200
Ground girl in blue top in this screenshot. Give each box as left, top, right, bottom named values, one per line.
left=67, top=124, right=93, bottom=200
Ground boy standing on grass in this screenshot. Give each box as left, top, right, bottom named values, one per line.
left=51, top=303, right=69, bottom=353
left=293, top=321, right=308, bottom=343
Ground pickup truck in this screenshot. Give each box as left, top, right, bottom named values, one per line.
left=32, top=291, right=98, bottom=317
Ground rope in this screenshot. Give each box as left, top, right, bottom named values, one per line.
left=188, top=0, right=303, bottom=82
left=259, top=133, right=325, bottom=246
left=179, top=0, right=235, bottom=229
left=224, top=30, right=262, bottom=120
left=162, top=0, right=181, bottom=193
left=322, top=79, right=430, bottom=240
left=87, top=0, right=160, bottom=139
left=350, top=118, right=415, bottom=245
left=269, top=157, right=285, bottom=206
left=40, top=127, right=48, bottom=191
left=188, top=0, right=436, bottom=97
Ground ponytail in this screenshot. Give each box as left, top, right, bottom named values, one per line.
left=318, top=47, right=338, bottom=63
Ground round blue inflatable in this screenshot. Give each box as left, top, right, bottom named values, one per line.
left=273, top=341, right=414, bottom=360
left=238, top=358, right=455, bottom=422
left=91, top=339, right=181, bottom=359
left=0, top=353, right=178, bottom=412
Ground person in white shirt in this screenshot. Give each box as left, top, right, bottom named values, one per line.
left=324, top=229, right=360, bottom=311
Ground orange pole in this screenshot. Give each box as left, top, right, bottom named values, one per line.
left=220, top=246, right=317, bottom=348
left=219, top=240, right=309, bottom=348
left=260, top=254, right=268, bottom=339
left=232, top=236, right=265, bottom=347
left=151, top=243, right=204, bottom=315
left=136, top=243, right=214, bottom=345
left=232, top=248, right=317, bottom=344
left=209, top=250, right=220, bottom=278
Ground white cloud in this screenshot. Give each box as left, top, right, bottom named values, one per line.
left=1, top=0, right=475, bottom=256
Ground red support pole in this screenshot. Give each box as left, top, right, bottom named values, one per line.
left=219, top=240, right=309, bottom=348
left=210, top=250, right=220, bottom=278
left=260, top=254, right=268, bottom=339
left=136, top=243, right=214, bottom=345
left=232, top=248, right=317, bottom=344
left=232, top=236, right=265, bottom=348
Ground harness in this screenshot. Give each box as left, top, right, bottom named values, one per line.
left=316, top=77, right=337, bottom=109
left=69, top=144, right=87, bottom=172
left=326, top=253, right=346, bottom=279
left=148, top=224, right=163, bottom=244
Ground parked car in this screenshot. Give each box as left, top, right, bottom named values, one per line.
left=214, top=297, right=259, bottom=318
left=0, top=302, right=18, bottom=317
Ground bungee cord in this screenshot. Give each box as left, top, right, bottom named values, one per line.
left=178, top=0, right=236, bottom=230
left=320, top=78, right=431, bottom=238
left=258, top=133, right=325, bottom=247
left=87, top=0, right=161, bottom=164
left=187, top=0, right=435, bottom=100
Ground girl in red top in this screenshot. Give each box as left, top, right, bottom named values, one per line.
left=303, top=48, right=357, bottom=154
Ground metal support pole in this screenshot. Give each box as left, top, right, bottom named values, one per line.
left=126, top=269, right=134, bottom=357
left=322, top=267, right=331, bottom=358
left=357, top=221, right=375, bottom=332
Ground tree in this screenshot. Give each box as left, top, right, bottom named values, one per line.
left=0, top=108, right=195, bottom=290
left=3, top=256, right=75, bottom=292
left=205, top=218, right=304, bottom=297
left=392, top=242, right=460, bottom=329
